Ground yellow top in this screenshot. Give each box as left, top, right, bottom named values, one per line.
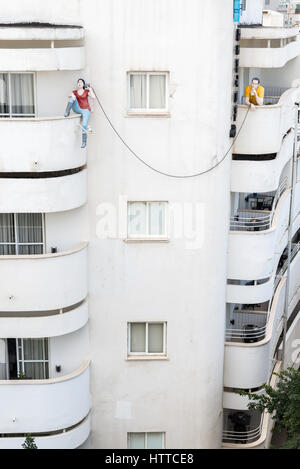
left=245, top=85, right=264, bottom=105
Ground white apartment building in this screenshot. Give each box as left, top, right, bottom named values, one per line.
left=0, top=0, right=299, bottom=450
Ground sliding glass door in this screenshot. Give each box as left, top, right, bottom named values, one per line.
left=0, top=213, right=45, bottom=255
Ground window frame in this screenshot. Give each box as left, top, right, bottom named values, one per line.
left=127, top=71, right=169, bottom=114
left=127, top=432, right=165, bottom=449
left=0, top=213, right=45, bottom=255
left=16, top=338, right=49, bottom=379
left=0, top=71, right=37, bottom=118
left=127, top=201, right=169, bottom=241
left=127, top=322, right=167, bottom=357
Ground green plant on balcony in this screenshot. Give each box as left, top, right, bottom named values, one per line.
left=22, top=434, right=38, bottom=450
left=18, top=372, right=26, bottom=380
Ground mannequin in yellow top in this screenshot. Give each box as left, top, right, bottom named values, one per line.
left=245, top=77, right=264, bottom=109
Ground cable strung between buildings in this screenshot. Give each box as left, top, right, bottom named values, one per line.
left=93, top=89, right=250, bottom=179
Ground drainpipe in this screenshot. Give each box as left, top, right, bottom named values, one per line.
left=281, top=102, right=299, bottom=368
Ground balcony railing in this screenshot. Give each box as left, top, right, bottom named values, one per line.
left=223, top=410, right=263, bottom=445
left=230, top=178, right=287, bottom=232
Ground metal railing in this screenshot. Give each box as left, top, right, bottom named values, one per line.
left=225, top=310, right=268, bottom=343
left=274, top=242, right=300, bottom=291
left=230, top=178, right=287, bottom=232
left=223, top=414, right=263, bottom=444
left=241, top=88, right=288, bottom=106
left=222, top=425, right=262, bottom=444
left=230, top=211, right=271, bottom=231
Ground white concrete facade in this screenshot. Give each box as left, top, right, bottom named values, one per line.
left=0, top=0, right=299, bottom=451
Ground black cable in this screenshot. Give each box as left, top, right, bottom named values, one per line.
left=93, top=89, right=250, bottom=179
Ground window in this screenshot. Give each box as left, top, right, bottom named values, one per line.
left=128, top=72, right=168, bottom=112
left=0, top=72, right=35, bottom=117
left=127, top=202, right=168, bottom=239
left=128, top=322, right=166, bottom=356
left=128, top=432, right=165, bottom=449
left=16, top=338, right=49, bottom=379
left=0, top=213, right=44, bottom=255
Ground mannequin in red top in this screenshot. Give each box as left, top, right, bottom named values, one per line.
left=64, top=78, right=96, bottom=148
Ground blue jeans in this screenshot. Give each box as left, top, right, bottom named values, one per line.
left=69, top=97, right=91, bottom=134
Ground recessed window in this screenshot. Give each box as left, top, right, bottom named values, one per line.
left=128, top=72, right=168, bottom=112
left=0, top=213, right=44, bottom=255
left=0, top=72, right=35, bottom=117
left=128, top=432, right=165, bottom=449
left=128, top=322, right=166, bottom=356
left=127, top=202, right=168, bottom=239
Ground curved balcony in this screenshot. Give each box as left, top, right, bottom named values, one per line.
left=222, top=362, right=281, bottom=449
left=224, top=246, right=300, bottom=389
left=0, top=47, right=85, bottom=71
left=223, top=389, right=265, bottom=412
left=228, top=188, right=290, bottom=281
left=0, top=361, right=90, bottom=434
left=0, top=242, right=87, bottom=311
left=223, top=409, right=263, bottom=446
left=0, top=300, right=88, bottom=338
left=240, top=36, right=300, bottom=68
left=0, top=116, right=86, bottom=173
left=0, top=415, right=90, bottom=450
left=231, top=130, right=294, bottom=194
left=233, top=88, right=300, bottom=155
left=0, top=168, right=87, bottom=213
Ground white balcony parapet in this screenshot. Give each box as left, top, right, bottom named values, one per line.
left=0, top=300, right=88, bottom=338
left=240, top=26, right=300, bottom=40
left=231, top=130, right=294, bottom=194
left=0, top=168, right=87, bottom=213
left=0, top=116, right=86, bottom=173
left=0, top=26, right=84, bottom=41
left=240, top=35, right=300, bottom=68
left=0, top=242, right=88, bottom=311
left=228, top=186, right=291, bottom=281
left=0, top=415, right=90, bottom=450
left=0, top=47, right=85, bottom=71
left=233, top=87, right=300, bottom=155
left=0, top=361, right=90, bottom=434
